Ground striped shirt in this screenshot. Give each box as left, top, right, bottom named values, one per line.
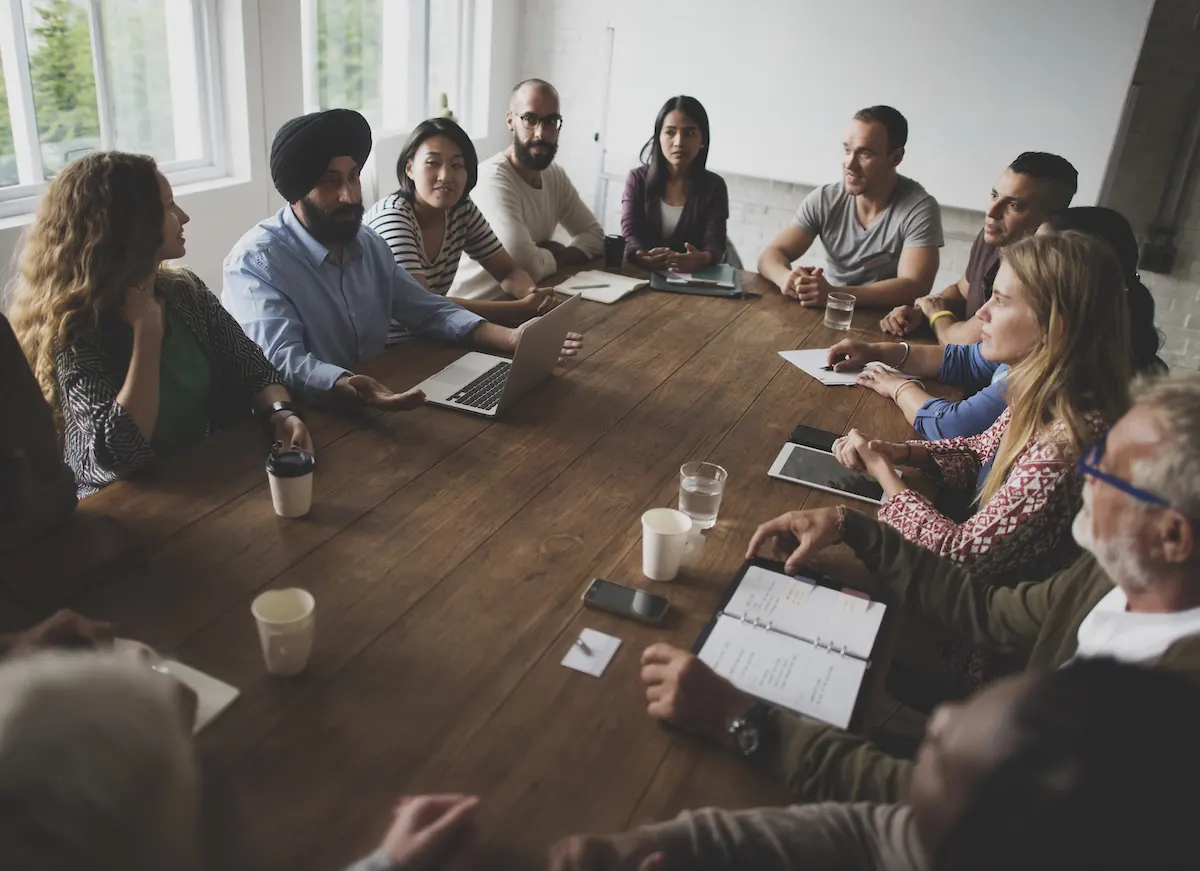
left=365, top=195, right=503, bottom=345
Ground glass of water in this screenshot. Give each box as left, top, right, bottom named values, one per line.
left=824, top=292, right=856, bottom=330
left=678, top=462, right=728, bottom=529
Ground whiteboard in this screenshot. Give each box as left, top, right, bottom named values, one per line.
left=603, top=0, right=1153, bottom=209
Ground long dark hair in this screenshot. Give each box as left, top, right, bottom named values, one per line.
left=1046, top=207, right=1167, bottom=375
left=393, top=117, right=479, bottom=209
left=639, top=96, right=710, bottom=201
left=933, top=659, right=1200, bottom=871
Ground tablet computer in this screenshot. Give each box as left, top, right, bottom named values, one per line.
left=768, top=442, right=897, bottom=506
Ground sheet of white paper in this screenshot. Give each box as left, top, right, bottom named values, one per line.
left=559, top=271, right=647, bottom=304
left=724, top=566, right=886, bottom=660
left=698, top=616, right=866, bottom=728
left=778, top=350, right=899, bottom=387
left=663, top=272, right=736, bottom=288
left=561, top=628, right=622, bottom=677
left=161, top=660, right=240, bottom=734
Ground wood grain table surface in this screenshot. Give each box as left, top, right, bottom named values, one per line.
left=0, top=267, right=958, bottom=871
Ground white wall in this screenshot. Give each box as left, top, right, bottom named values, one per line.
left=0, top=0, right=520, bottom=310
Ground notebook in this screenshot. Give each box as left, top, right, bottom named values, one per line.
left=650, top=264, right=743, bottom=297
left=693, top=561, right=886, bottom=729
left=558, top=270, right=647, bottom=304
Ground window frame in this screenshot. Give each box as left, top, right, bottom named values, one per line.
left=0, top=0, right=226, bottom=218
left=299, top=0, right=479, bottom=138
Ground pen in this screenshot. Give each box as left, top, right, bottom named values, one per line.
left=575, top=637, right=592, bottom=655
left=822, top=355, right=851, bottom=371
left=569, top=283, right=610, bottom=290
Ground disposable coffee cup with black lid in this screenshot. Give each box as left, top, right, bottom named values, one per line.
left=266, top=448, right=314, bottom=517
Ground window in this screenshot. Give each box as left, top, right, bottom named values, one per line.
left=301, top=0, right=481, bottom=137
left=0, top=0, right=222, bottom=212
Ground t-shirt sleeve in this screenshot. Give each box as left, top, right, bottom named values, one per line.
left=459, top=200, right=504, bottom=262
left=792, top=186, right=827, bottom=236
left=366, top=201, right=426, bottom=280
left=902, top=193, right=944, bottom=248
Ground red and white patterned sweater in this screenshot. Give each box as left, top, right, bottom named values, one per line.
left=877, top=407, right=1106, bottom=586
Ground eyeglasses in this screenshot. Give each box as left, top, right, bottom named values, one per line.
left=517, top=112, right=563, bottom=132
left=1076, top=432, right=1172, bottom=508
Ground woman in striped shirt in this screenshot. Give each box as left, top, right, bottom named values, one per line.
left=366, top=118, right=560, bottom=346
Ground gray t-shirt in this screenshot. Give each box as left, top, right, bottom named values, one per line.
left=792, top=176, right=944, bottom=287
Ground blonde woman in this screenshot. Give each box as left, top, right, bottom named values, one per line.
left=831, top=231, right=1131, bottom=585
left=10, top=152, right=312, bottom=498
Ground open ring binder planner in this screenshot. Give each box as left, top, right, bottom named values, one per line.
left=692, top=559, right=887, bottom=730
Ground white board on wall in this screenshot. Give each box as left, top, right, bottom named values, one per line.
left=603, top=0, right=1153, bottom=209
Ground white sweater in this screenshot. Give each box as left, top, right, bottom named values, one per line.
left=450, top=152, right=605, bottom=299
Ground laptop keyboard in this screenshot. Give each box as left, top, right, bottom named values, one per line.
left=448, top=361, right=512, bottom=411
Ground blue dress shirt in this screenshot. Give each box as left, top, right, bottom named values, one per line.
left=222, top=207, right=484, bottom=400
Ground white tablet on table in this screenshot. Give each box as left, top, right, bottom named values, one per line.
left=768, top=442, right=900, bottom=506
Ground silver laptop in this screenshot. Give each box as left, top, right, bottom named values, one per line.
left=416, top=293, right=581, bottom=417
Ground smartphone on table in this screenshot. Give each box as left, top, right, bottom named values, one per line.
left=789, top=424, right=840, bottom=453
left=581, top=579, right=670, bottom=626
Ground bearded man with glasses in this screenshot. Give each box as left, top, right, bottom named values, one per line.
left=627, top=370, right=1200, bottom=806
left=451, top=79, right=605, bottom=301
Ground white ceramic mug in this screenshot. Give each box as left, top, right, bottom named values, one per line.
left=251, top=588, right=315, bottom=676
left=641, top=507, right=697, bottom=581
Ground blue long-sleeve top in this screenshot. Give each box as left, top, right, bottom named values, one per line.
left=912, top=343, right=1008, bottom=441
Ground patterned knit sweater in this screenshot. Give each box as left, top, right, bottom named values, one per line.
left=55, top=269, right=282, bottom=498
left=878, top=407, right=1106, bottom=586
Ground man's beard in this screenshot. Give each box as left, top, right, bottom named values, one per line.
left=512, top=132, right=558, bottom=170
left=1072, top=498, right=1154, bottom=593
left=298, top=196, right=364, bottom=247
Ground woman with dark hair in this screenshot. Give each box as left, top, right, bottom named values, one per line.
left=620, top=96, right=729, bottom=271
left=366, top=117, right=558, bottom=345
left=9, top=152, right=311, bottom=498
left=551, top=659, right=1200, bottom=871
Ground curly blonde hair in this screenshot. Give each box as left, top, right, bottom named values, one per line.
left=979, top=231, right=1132, bottom=506
left=10, top=152, right=166, bottom=412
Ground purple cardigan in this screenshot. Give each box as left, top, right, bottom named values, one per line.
left=620, top=164, right=729, bottom=263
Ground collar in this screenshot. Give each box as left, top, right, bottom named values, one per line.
left=280, top=204, right=364, bottom=267
left=1076, top=585, right=1200, bottom=663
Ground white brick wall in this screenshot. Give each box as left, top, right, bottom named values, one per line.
left=516, top=0, right=1200, bottom=370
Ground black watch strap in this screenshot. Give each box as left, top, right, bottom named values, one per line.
left=261, top=400, right=302, bottom=424
left=730, top=701, right=778, bottom=760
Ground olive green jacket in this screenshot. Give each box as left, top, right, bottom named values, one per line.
left=767, top=512, right=1200, bottom=804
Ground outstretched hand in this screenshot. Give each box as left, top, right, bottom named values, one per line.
left=335, top=374, right=426, bottom=411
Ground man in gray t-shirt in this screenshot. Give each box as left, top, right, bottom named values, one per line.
left=758, top=106, right=943, bottom=309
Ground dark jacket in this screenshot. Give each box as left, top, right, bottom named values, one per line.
left=620, top=164, right=729, bottom=263
left=55, top=269, right=281, bottom=497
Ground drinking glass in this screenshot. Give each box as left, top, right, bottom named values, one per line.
left=678, top=462, right=728, bottom=529
left=824, top=292, right=856, bottom=330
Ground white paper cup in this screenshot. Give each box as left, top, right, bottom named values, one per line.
left=642, top=507, right=696, bottom=581
left=266, top=449, right=315, bottom=518
left=251, top=588, right=315, bottom=676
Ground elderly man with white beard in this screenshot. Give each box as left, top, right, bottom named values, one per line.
left=633, top=371, right=1200, bottom=806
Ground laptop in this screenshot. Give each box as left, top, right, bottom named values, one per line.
left=415, top=292, right=581, bottom=417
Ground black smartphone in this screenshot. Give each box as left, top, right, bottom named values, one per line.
left=788, top=424, right=840, bottom=454
left=581, top=579, right=670, bottom=626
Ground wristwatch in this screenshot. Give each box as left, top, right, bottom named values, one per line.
left=260, top=400, right=302, bottom=429
left=728, top=701, right=777, bottom=759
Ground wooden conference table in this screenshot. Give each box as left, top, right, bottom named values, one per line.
left=1, top=267, right=956, bottom=870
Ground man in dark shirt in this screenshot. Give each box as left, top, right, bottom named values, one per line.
left=880, top=152, right=1077, bottom=344
left=0, top=313, right=76, bottom=552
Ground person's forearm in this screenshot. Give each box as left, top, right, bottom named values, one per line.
left=552, top=246, right=591, bottom=270
left=871, top=464, right=908, bottom=498
left=839, top=278, right=927, bottom=308
left=897, top=343, right=944, bottom=377
left=467, top=322, right=518, bottom=355
left=934, top=315, right=983, bottom=345
left=115, top=325, right=162, bottom=441
left=449, top=297, right=529, bottom=324
left=252, top=384, right=292, bottom=417
left=757, top=247, right=793, bottom=290
left=497, top=266, right=539, bottom=299
left=937, top=281, right=966, bottom=305
left=894, top=383, right=932, bottom=425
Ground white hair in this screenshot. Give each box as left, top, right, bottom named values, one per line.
left=1130, top=370, right=1200, bottom=522
left=0, top=651, right=199, bottom=871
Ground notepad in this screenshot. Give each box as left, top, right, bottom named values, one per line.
left=694, top=564, right=885, bottom=728
left=779, top=350, right=899, bottom=386
left=558, top=271, right=647, bottom=304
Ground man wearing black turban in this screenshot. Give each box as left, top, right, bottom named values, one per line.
left=222, top=110, right=583, bottom=411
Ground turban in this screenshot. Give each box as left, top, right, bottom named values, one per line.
left=269, top=109, right=372, bottom=202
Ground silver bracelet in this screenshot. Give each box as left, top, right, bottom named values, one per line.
left=898, top=341, right=911, bottom=367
